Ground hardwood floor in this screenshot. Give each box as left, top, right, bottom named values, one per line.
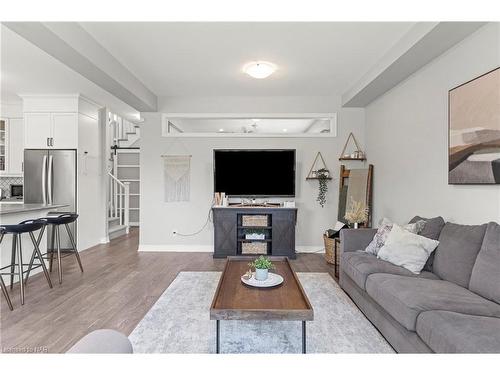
left=0, top=228, right=335, bottom=353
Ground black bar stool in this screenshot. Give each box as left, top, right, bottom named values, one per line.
left=0, top=219, right=53, bottom=306
left=27, top=213, right=83, bottom=284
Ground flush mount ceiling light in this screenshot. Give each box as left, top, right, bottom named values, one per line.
left=243, top=61, right=277, bottom=79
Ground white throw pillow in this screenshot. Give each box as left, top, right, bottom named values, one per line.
left=364, top=218, right=426, bottom=256
left=377, top=224, right=439, bottom=274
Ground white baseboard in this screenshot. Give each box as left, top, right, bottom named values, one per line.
left=100, top=236, right=110, bottom=244
left=296, top=246, right=325, bottom=254
left=138, top=244, right=213, bottom=252
left=139, top=244, right=325, bottom=253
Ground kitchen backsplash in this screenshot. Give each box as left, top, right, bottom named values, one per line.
left=0, top=177, right=23, bottom=198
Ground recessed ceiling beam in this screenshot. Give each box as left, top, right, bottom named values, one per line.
left=3, top=22, right=158, bottom=112
left=342, top=22, right=487, bottom=107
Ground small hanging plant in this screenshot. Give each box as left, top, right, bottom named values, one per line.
left=316, top=168, right=330, bottom=207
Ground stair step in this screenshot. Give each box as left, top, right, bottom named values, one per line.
left=108, top=224, right=128, bottom=240
left=126, top=132, right=137, bottom=135
left=109, top=224, right=127, bottom=234
left=108, top=217, right=120, bottom=223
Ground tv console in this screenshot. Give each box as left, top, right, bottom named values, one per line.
left=228, top=203, right=281, bottom=208
left=212, top=206, right=297, bottom=259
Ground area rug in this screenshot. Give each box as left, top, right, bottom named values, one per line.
left=129, top=272, right=394, bottom=353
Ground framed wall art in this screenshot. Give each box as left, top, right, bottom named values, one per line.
left=449, top=67, right=500, bottom=184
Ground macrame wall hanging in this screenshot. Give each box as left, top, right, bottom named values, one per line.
left=162, top=154, right=191, bottom=202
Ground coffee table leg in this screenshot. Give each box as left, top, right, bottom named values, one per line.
left=302, top=321, right=306, bottom=354
left=216, top=320, right=220, bottom=354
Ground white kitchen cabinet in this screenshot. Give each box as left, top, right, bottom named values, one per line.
left=0, top=117, right=24, bottom=176
left=52, top=113, right=78, bottom=148
left=0, top=118, right=7, bottom=173
left=24, top=112, right=77, bottom=149
left=24, top=113, right=51, bottom=148
left=8, top=118, right=24, bottom=175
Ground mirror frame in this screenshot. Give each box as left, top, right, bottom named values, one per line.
left=161, top=113, right=337, bottom=137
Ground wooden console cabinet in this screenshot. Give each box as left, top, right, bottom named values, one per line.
left=212, top=207, right=298, bottom=259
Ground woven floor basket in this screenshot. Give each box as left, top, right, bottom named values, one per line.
left=323, top=234, right=336, bottom=264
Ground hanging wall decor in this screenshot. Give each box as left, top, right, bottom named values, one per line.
left=306, top=152, right=332, bottom=207
left=162, top=155, right=191, bottom=202
left=339, top=132, right=366, bottom=161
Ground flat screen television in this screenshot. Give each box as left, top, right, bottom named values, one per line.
left=214, top=149, right=296, bottom=197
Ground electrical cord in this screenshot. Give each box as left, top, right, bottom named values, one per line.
left=173, top=198, right=215, bottom=237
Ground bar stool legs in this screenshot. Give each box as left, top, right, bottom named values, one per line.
left=56, top=225, right=63, bottom=284
left=66, top=224, right=83, bottom=273
left=47, top=222, right=83, bottom=284
left=49, top=227, right=55, bottom=273
left=16, top=234, right=25, bottom=305
left=0, top=275, right=13, bottom=311
left=10, top=235, right=16, bottom=290
left=28, top=232, right=53, bottom=289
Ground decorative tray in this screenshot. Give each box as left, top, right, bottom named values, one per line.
left=241, top=272, right=284, bottom=288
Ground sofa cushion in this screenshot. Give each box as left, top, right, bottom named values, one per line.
left=409, top=216, right=445, bottom=271
left=469, top=222, right=500, bottom=304
left=432, top=222, right=487, bottom=288
left=365, top=273, right=500, bottom=331
left=416, top=311, right=500, bottom=353
left=341, top=251, right=439, bottom=290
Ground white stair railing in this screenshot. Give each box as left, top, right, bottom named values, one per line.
left=108, top=171, right=130, bottom=234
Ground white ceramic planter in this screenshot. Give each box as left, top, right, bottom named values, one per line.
left=255, top=268, right=269, bottom=281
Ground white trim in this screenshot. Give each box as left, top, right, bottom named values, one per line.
left=116, top=148, right=141, bottom=153
left=296, top=245, right=325, bottom=254
left=138, top=244, right=325, bottom=253
left=139, top=244, right=213, bottom=252
left=161, top=113, right=337, bottom=138
left=100, top=236, right=110, bottom=244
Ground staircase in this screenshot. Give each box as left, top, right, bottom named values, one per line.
left=107, top=112, right=141, bottom=240
left=108, top=171, right=130, bottom=239
left=111, top=114, right=141, bottom=148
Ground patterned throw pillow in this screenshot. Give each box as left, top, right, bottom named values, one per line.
left=364, top=218, right=426, bottom=255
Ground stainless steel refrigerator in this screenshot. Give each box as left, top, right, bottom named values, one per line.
left=24, top=149, right=77, bottom=249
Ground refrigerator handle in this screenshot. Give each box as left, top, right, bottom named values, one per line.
left=48, top=155, right=53, bottom=204
left=42, top=155, right=47, bottom=204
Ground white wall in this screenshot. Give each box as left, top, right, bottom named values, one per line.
left=77, top=106, right=107, bottom=250
left=365, top=23, right=500, bottom=225
left=140, top=96, right=366, bottom=252
left=1, top=101, right=23, bottom=118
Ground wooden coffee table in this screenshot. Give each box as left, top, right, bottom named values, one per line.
left=210, top=256, right=314, bottom=353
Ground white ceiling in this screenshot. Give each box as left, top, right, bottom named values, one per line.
left=80, top=22, right=415, bottom=97
left=0, top=25, right=140, bottom=119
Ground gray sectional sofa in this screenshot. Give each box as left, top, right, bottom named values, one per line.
left=339, top=217, right=500, bottom=353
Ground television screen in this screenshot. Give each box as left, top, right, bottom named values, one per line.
left=214, top=149, right=296, bottom=197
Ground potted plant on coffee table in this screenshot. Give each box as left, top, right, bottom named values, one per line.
left=248, top=256, right=275, bottom=281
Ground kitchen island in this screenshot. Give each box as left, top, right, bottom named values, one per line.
left=1, top=203, right=68, bottom=287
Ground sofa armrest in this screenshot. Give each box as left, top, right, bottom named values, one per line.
left=340, top=228, right=377, bottom=253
